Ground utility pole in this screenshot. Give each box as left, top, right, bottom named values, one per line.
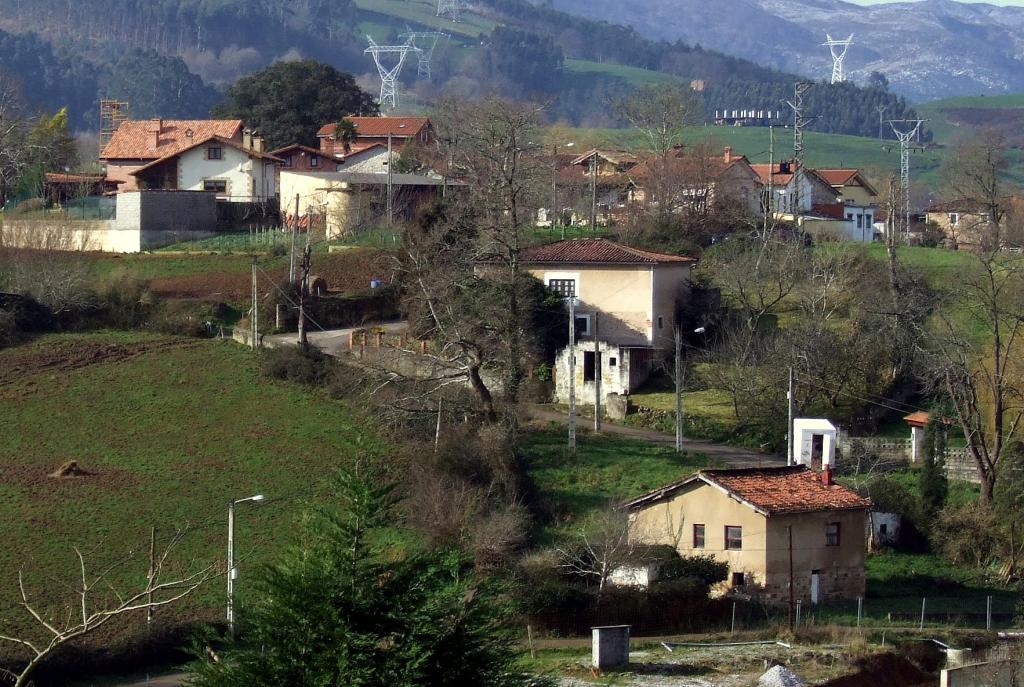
left=387, top=132, right=394, bottom=226
left=589, top=154, right=597, bottom=234
left=568, top=295, right=577, bottom=454
left=764, top=125, right=775, bottom=241
left=593, top=313, right=601, bottom=432
left=227, top=502, right=235, bottom=638
left=786, top=81, right=812, bottom=224
left=289, top=193, right=299, bottom=283
left=250, top=256, right=258, bottom=350
left=788, top=524, right=796, bottom=632
left=551, top=144, right=559, bottom=237
left=675, top=327, right=683, bottom=453
left=298, top=241, right=311, bottom=349
left=876, top=105, right=886, bottom=143
left=787, top=366, right=795, bottom=466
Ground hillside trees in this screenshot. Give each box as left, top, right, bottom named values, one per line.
left=214, top=59, right=378, bottom=149
left=106, top=49, right=221, bottom=120
left=190, top=465, right=550, bottom=687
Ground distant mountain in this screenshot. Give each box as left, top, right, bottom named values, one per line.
left=549, top=0, right=1024, bottom=102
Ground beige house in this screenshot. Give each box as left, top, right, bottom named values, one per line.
left=624, top=466, right=871, bottom=603
left=816, top=169, right=880, bottom=242
left=279, top=170, right=445, bottom=238
left=519, top=238, right=696, bottom=402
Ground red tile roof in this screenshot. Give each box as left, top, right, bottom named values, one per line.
left=519, top=238, right=696, bottom=265
left=269, top=143, right=324, bottom=157
left=624, top=466, right=870, bottom=516
left=100, top=119, right=243, bottom=160
left=129, top=135, right=282, bottom=176
left=816, top=169, right=879, bottom=196
left=903, top=411, right=930, bottom=428
left=317, top=116, right=430, bottom=139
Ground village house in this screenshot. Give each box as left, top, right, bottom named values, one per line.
left=127, top=131, right=281, bottom=203
left=751, top=161, right=846, bottom=236
left=628, top=146, right=764, bottom=217
left=316, top=116, right=434, bottom=157
left=624, top=465, right=871, bottom=603
left=816, top=169, right=880, bottom=242
left=922, top=199, right=1024, bottom=251
left=100, top=118, right=245, bottom=193
left=519, top=238, right=696, bottom=404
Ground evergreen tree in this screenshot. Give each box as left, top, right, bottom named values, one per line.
left=190, top=465, right=549, bottom=687
left=920, top=411, right=949, bottom=519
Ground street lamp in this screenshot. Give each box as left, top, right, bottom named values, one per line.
left=675, top=326, right=708, bottom=453
left=227, top=494, right=264, bottom=638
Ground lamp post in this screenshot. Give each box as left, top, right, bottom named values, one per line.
left=227, top=493, right=264, bottom=638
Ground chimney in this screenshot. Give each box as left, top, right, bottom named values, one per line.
left=242, top=128, right=253, bottom=151
left=149, top=118, right=162, bottom=150
left=724, top=146, right=733, bottom=164
left=252, top=134, right=264, bottom=154
left=822, top=467, right=833, bottom=487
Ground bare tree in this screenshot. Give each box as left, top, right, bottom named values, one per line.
left=556, top=509, right=638, bottom=597
left=612, top=83, right=702, bottom=158
left=0, top=73, right=28, bottom=208
left=926, top=252, right=1024, bottom=504
left=940, top=129, right=1009, bottom=251
left=0, top=530, right=221, bottom=687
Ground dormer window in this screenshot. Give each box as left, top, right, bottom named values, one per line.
left=310, top=155, right=319, bottom=168
left=207, top=146, right=223, bottom=161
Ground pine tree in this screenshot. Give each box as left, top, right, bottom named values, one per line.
left=920, top=411, right=949, bottom=519
left=190, top=464, right=550, bottom=687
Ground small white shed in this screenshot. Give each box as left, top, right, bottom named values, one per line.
left=791, top=418, right=837, bottom=470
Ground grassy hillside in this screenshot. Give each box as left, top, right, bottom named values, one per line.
left=918, top=92, right=1024, bottom=148
left=0, top=332, right=383, bottom=648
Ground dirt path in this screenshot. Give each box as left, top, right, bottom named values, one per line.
left=524, top=405, right=785, bottom=469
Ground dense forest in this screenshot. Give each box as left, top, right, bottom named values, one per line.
left=0, top=0, right=927, bottom=139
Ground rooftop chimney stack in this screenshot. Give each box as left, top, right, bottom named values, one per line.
left=242, top=129, right=253, bottom=151
left=822, top=467, right=833, bottom=487
left=724, top=146, right=733, bottom=164
left=149, top=118, right=162, bottom=150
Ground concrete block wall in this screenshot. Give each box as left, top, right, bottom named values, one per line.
left=116, top=190, right=218, bottom=250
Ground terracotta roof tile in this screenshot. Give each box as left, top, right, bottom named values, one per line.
left=519, top=238, right=696, bottom=265
left=706, top=466, right=870, bottom=515
left=128, top=135, right=282, bottom=177
left=624, top=466, right=871, bottom=515
left=100, top=119, right=243, bottom=160
left=815, top=169, right=859, bottom=186
left=317, top=117, right=430, bottom=139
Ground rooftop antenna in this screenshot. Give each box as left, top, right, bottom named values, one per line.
left=437, top=0, right=465, bottom=21
left=822, top=33, right=854, bottom=84
left=365, top=36, right=419, bottom=110
left=400, top=29, right=449, bottom=80
left=887, top=118, right=927, bottom=241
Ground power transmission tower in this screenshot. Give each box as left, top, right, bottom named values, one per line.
left=437, top=0, right=465, bottom=21
left=785, top=81, right=813, bottom=220
left=822, top=33, right=854, bottom=84
left=400, top=29, right=448, bottom=80
left=887, top=119, right=926, bottom=241
left=365, top=36, right=419, bottom=110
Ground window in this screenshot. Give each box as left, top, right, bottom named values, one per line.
left=825, top=522, right=840, bottom=547
left=608, top=357, right=617, bottom=368
left=203, top=179, right=227, bottom=193
left=949, top=213, right=960, bottom=226
left=283, top=155, right=294, bottom=168
left=731, top=572, right=745, bottom=587
left=310, top=155, right=320, bottom=168
left=693, top=524, right=705, bottom=548
left=658, top=316, right=664, bottom=330
left=207, top=146, right=223, bottom=161
left=549, top=279, right=575, bottom=298
left=847, top=213, right=854, bottom=221
left=865, top=214, right=872, bottom=225
left=574, top=314, right=591, bottom=337
left=583, top=351, right=596, bottom=382
left=725, top=526, right=742, bottom=550
left=857, top=214, right=864, bottom=229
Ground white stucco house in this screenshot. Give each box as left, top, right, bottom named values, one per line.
left=130, top=134, right=281, bottom=202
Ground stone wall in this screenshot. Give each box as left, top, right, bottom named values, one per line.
left=0, top=218, right=133, bottom=252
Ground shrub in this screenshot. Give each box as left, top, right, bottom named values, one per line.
left=0, top=309, right=18, bottom=348
left=933, top=503, right=1000, bottom=569
left=260, top=345, right=333, bottom=386
left=146, top=300, right=212, bottom=337
left=658, top=553, right=729, bottom=588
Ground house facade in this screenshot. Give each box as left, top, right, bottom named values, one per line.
left=100, top=119, right=244, bottom=193
left=130, top=135, right=281, bottom=202
left=519, top=238, right=695, bottom=402
left=816, top=169, right=880, bottom=242
left=625, top=466, right=870, bottom=603
left=751, top=162, right=842, bottom=223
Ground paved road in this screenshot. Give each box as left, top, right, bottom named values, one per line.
left=525, top=405, right=785, bottom=469
left=113, top=673, right=188, bottom=687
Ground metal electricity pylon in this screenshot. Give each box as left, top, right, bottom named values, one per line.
left=785, top=81, right=813, bottom=219
left=365, top=36, right=419, bottom=110
left=400, top=29, right=449, bottom=80
left=888, top=119, right=926, bottom=240
left=822, top=33, right=854, bottom=84
left=437, top=0, right=465, bottom=21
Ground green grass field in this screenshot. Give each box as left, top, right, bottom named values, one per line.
left=521, top=429, right=715, bottom=545
left=0, top=332, right=382, bottom=646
